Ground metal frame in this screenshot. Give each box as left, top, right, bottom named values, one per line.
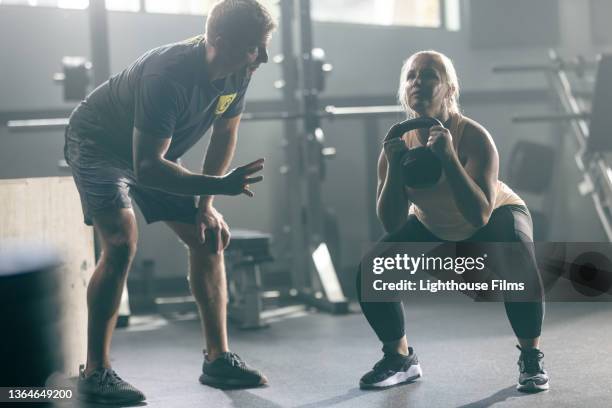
left=88, top=0, right=111, bottom=88
left=439, top=0, right=447, bottom=30
left=494, top=50, right=612, bottom=241
left=279, top=0, right=348, bottom=312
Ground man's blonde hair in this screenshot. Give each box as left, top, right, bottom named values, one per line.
left=205, top=0, right=276, bottom=44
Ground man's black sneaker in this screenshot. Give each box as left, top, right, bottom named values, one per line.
left=199, top=351, right=267, bottom=389
left=77, top=364, right=146, bottom=404
left=359, top=347, right=422, bottom=389
left=516, top=345, right=550, bottom=392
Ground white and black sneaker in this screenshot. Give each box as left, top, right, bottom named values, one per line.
left=516, top=345, right=550, bottom=392
left=359, top=347, right=422, bottom=390
left=199, top=351, right=267, bottom=389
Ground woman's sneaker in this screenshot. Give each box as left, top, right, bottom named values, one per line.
left=516, top=345, right=550, bottom=392
left=359, top=347, right=422, bottom=389
left=77, top=364, right=146, bottom=404
left=199, top=351, right=268, bottom=389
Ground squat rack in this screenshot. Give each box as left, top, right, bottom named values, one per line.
left=494, top=50, right=612, bottom=241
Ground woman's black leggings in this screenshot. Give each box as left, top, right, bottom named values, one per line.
left=357, top=204, right=545, bottom=342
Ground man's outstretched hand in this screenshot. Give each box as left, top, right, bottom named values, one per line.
left=197, top=158, right=264, bottom=252
left=218, top=158, right=265, bottom=197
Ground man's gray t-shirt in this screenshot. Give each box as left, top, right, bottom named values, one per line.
left=69, top=36, right=250, bottom=164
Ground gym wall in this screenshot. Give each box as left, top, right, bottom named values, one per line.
left=590, top=0, right=612, bottom=45
left=468, top=0, right=560, bottom=49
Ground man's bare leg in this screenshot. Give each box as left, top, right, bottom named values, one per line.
left=77, top=208, right=145, bottom=403
left=86, top=208, right=138, bottom=374
left=166, top=221, right=266, bottom=388
left=166, top=221, right=228, bottom=359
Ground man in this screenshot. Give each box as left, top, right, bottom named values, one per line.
left=64, top=0, right=276, bottom=404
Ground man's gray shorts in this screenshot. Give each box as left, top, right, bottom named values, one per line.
left=64, top=125, right=198, bottom=226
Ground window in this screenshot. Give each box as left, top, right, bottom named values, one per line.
left=144, top=0, right=206, bottom=15
left=144, top=0, right=279, bottom=18
left=0, top=0, right=139, bottom=11
left=311, top=0, right=460, bottom=29
left=0, top=0, right=458, bottom=29
left=106, top=0, right=139, bottom=12
left=0, top=0, right=87, bottom=9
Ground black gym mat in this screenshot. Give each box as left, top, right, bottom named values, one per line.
left=53, top=297, right=612, bottom=408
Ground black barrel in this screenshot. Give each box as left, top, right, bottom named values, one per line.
left=0, top=243, right=62, bottom=387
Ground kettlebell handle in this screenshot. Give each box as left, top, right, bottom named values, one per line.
left=384, top=117, right=444, bottom=143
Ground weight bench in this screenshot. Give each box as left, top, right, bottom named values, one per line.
left=225, top=229, right=274, bottom=330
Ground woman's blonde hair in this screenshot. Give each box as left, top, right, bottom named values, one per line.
left=397, top=50, right=461, bottom=117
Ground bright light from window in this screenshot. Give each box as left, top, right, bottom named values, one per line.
left=0, top=0, right=88, bottom=8
left=57, top=0, right=87, bottom=9
left=312, top=0, right=442, bottom=27
left=445, top=0, right=461, bottom=31
left=0, top=0, right=452, bottom=30
left=143, top=0, right=278, bottom=18
left=106, top=0, right=139, bottom=12
left=145, top=0, right=207, bottom=15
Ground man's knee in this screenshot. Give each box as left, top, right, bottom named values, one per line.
left=93, top=209, right=138, bottom=269
left=188, top=244, right=223, bottom=265
left=185, top=241, right=224, bottom=269
left=104, top=235, right=137, bottom=269
left=169, top=223, right=224, bottom=269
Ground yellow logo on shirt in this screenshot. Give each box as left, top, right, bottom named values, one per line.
left=215, top=93, right=237, bottom=115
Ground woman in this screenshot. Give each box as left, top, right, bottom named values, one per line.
left=357, top=50, right=549, bottom=392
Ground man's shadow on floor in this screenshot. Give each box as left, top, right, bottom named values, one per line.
left=456, top=385, right=542, bottom=408
left=223, top=388, right=284, bottom=408
left=223, top=384, right=542, bottom=408
left=223, top=387, right=371, bottom=408
left=293, top=387, right=376, bottom=408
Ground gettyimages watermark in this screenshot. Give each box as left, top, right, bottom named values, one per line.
left=360, top=242, right=612, bottom=302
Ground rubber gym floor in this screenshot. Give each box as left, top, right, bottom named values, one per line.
left=52, top=295, right=612, bottom=408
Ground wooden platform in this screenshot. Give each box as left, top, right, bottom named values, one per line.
left=0, top=176, right=95, bottom=376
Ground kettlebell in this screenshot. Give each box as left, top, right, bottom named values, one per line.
left=384, top=117, right=444, bottom=189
